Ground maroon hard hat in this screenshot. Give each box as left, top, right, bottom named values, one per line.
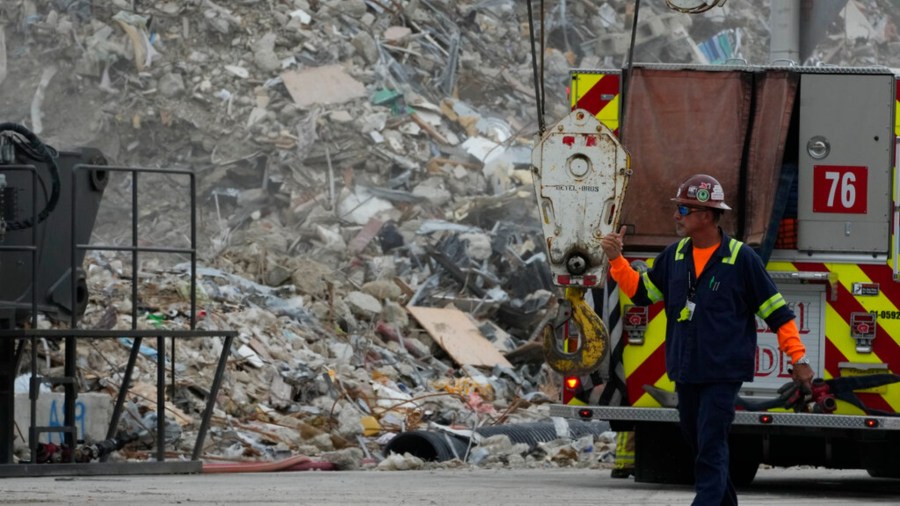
left=671, top=174, right=732, bottom=211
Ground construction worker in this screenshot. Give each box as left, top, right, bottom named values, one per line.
left=610, top=430, right=634, bottom=478
left=599, top=174, right=815, bottom=505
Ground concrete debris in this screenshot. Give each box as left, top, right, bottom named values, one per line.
left=3, top=0, right=900, bottom=472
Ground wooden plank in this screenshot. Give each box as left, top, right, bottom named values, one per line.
left=281, top=65, right=366, bottom=108
left=406, top=306, right=512, bottom=368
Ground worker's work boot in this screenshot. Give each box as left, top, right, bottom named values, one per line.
left=610, top=467, right=634, bottom=479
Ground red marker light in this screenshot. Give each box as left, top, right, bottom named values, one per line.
left=578, top=409, right=593, bottom=419
left=865, top=418, right=879, bottom=428
left=758, top=414, right=773, bottom=424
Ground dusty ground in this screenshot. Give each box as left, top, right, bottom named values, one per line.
left=2, top=467, right=900, bottom=505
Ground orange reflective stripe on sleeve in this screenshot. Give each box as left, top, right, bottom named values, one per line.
left=776, top=319, right=806, bottom=363
left=609, top=255, right=639, bottom=298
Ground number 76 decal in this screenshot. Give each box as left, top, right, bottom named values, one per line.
left=812, top=165, right=868, bottom=214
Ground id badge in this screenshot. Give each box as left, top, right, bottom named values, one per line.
left=678, top=300, right=696, bottom=322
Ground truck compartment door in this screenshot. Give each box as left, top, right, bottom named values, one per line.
left=797, top=73, right=894, bottom=253
left=741, top=283, right=825, bottom=398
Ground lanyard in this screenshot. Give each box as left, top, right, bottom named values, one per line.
left=686, top=253, right=710, bottom=302
left=687, top=265, right=700, bottom=302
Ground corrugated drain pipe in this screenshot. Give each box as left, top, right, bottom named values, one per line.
left=385, top=419, right=611, bottom=462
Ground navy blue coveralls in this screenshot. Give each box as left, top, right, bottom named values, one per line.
left=628, top=230, right=795, bottom=505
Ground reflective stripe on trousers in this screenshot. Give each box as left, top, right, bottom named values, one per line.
left=614, top=430, right=635, bottom=468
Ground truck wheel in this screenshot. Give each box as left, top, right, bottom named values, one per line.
left=861, top=433, right=900, bottom=478
left=729, top=456, right=759, bottom=486
left=866, top=467, right=900, bottom=478
left=728, top=435, right=760, bottom=486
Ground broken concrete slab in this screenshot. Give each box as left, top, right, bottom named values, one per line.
left=13, top=393, right=114, bottom=450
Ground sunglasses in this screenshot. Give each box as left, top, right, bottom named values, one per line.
left=676, top=205, right=706, bottom=216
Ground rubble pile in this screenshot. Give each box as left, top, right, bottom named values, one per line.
left=2, top=0, right=900, bottom=470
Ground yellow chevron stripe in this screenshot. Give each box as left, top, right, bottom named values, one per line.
left=881, top=385, right=900, bottom=412
left=629, top=375, right=668, bottom=406
left=620, top=256, right=668, bottom=407
left=632, top=371, right=677, bottom=408
left=765, top=261, right=798, bottom=272
left=621, top=258, right=900, bottom=413
left=894, top=96, right=900, bottom=137
left=825, top=264, right=900, bottom=412
left=815, top=263, right=900, bottom=412
left=770, top=259, right=898, bottom=354
left=596, top=93, right=620, bottom=132
left=570, top=73, right=604, bottom=109
left=631, top=393, right=655, bottom=406
left=824, top=304, right=859, bottom=378
left=571, top=72, right=620, bottom=131
left=827, top=263, right=900, bottom=349
left=621, top=298, right=665, bottom=371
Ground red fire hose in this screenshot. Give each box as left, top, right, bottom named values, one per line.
left=201, top=455, right=336, bottom=473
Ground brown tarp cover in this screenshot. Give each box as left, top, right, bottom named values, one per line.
left=618, top=68, right=797, bottom=249
left=743, top=71, right=799, bottom=246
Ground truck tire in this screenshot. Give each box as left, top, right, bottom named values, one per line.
left=861, top=433, right=900, bottom=478
left=728, top=435, right=760, bottom=486
left=633, top=423, right=694, bottom=484
left=866, top=467, right=900, bottom=479
left=728, top=455, right=759, bottom=486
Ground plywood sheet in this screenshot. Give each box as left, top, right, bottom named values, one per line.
left=407, top=306, right=512, bottom=368
left=281, top=64, right=366, bottom=108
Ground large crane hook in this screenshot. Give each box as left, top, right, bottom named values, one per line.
left=665, top=0, right=727, bottom=14
left=542, top=287, right=608, bottom=375
left=532, top=109, right=630, bottom=374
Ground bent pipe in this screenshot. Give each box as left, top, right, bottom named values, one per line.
left=475, top=420, right=611, bottom=450
left=385, top=420, right=611, bottom=462
left=384, top=430, right=471, bottom=462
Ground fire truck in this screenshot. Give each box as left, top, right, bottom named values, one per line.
left=532, top=1, right=900, bottom=484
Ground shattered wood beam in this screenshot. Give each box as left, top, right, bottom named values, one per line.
left=410, top=113, right=451, bottom=145
left=302, top=148, right=368, bottom=167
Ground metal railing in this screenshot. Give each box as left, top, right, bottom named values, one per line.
left=0, top=161, right=236, bottom=476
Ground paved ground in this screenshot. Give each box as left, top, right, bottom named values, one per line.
left=2, top=466, right=899, bottom=505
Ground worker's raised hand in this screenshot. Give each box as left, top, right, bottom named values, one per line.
left=600, top=226, right=628, bottom=260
